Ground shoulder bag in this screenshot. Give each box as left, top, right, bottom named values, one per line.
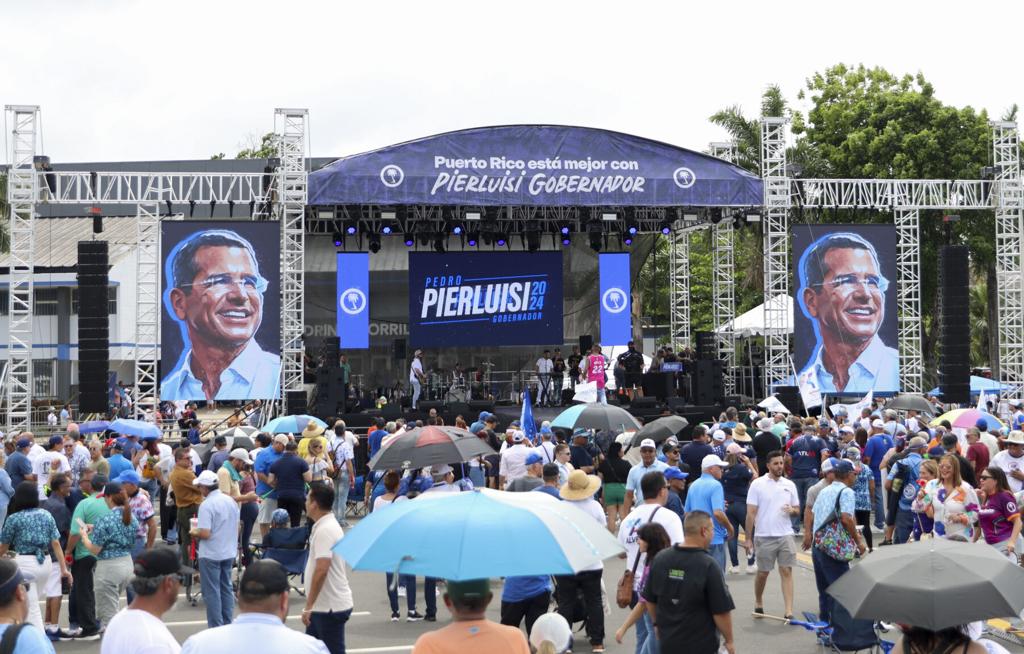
left=813, top=488, right=857, bottom=561
left=616, top=507, right=660, bottom=608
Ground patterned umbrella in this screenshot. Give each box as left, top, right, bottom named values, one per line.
left=368, top=425, right=495, bottom=471
left=930, top=408, right=1004, bottom=431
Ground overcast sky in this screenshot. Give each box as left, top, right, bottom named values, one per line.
left=3, top=0, right=1020, bottom=164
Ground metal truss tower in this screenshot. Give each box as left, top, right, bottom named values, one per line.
left=4, top=105, right=39, bottom=433
left=761, top=118, right=790, bottom=392
left=894, top=208, right=924, bottom=392
left=134, top=202, right=162, bottom=418
left=993, top=121, right=1024, bottom=392
left=709, top=142, right=737, bottom=394
left=669, top=218, right=691, bottom=352
left=274, top=109, right=309, bottom=401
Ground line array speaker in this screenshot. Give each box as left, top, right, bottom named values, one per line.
left=938, top=246, right=970, bottom=404
left=78, top=241, right=109, bottom=413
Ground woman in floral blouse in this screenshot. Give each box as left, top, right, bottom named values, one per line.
left=77, top=482, right=138, bottom=627
left=916, top=455, right=979, bottom=541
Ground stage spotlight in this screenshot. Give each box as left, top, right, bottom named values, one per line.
left=467, top=231, right=479, bottom=247
left=559, top=225, right=571, bottom=236
left=623, top=234, right=633, bottom=246
left=496, top=235, right=507, bottom=247
left=332, top=232, right=344, bottom=248
left=452, top=224, right=464, bottom=236
left=381, top=225, right=393, bottom=234
left=433, top=234, right=446, bottom=252
left=345, top=222, right=358, bottom=235
left=709, top=208, right=723, bottom=224
left=403, top=232, right=414, bottom=247
left=368, top=234, right=382, bottom=253
left=660, top=219, right=672, bottom=235
left=732, top=210, right=744, bottom=229
left=561, top=234, right=572, bottom=246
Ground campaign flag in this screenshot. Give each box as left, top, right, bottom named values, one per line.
left=521, top=387, right=538, bottom=444
left=831, top=389, right=874, bottom=419
left=337, top=253, right=370, bottom=349
left=599, top=253, right=631, bottom=346
left=977, top=389, right=988, bottom=412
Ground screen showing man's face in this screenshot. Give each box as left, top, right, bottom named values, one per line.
left=171, top=245, right=263, bottom=349
left=803, top=247, right=884, bottom=343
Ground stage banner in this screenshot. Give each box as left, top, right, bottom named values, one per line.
left=336, top=252, right=370, bottom=349
left=408, top=252, right=563, bottom=348
left=792, top=224, right=899, bottom=397
left=159, top=221, right=281, bottom=402
left=309, top=125, right=763, bottom=207
left=598, top=253, right=632, bottom=346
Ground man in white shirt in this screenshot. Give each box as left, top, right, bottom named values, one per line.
left=993, top=431, right=1024, bottom=493
left=181, top=561, right=329, bottom=654
left=745, top=450, right=800, bottom=619
left=34, top=435, right=71, bottom=500
left=329, top=422, right=356, bottom=527
left=556, top=470, right=608, bottom=651
left=101, top=545, right=184, bottom=654
left=532, top=427, right=556, bottom=465
left=303, top=483, right=354, bottom=654
left=46, top=408, right=58, bottom=428
left=536, top=350, right=555, bottom=407
left=409, top=350, right=426, bottom=409
left=499, top=431, right=533, bottom=489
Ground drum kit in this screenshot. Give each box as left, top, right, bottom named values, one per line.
left=425, top=360, right=495, bottom=402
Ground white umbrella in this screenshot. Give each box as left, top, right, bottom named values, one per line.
left=758, top=396, right=791, bottom=414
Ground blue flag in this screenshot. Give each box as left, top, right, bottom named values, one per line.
left=521, top=387, right=538, bottom=444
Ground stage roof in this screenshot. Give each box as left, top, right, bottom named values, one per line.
left=308, top=125, right=763, bottom=208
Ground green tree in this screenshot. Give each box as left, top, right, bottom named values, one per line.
left=210, top=132, right=279, bottom=160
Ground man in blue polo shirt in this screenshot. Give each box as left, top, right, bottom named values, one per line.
left=684, top=454, right=734, bottom=571
left=623, top=438, right=669, bottom=514
left=862, top=418, right=894, bottom=530
left=785, top=423, right=826, bottom=533
left=254, top=434, right=287, bottom=537
left=107, top=442, right=134, bottom=480
left=367, top=418, right=388, bottom=459
left=663, top=467, right=688, bottom=521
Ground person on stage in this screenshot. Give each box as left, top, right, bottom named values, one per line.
left=409, top=350, right=426, bottom=409
left=536, top=350, right=554, bottom=407
left=584, top=345, right=610, bottom=405
left=551, top=349, right=566, bottom=407
left=567, top=346, right=583, bottom=391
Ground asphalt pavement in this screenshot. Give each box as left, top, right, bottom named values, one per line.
left=44, top=538, right=1024, bottom=653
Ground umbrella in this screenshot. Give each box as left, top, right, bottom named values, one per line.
left=551, top=403, right=641, bottom=433
left=368, top=425, right=495, bottom=471
left=218, top=425, right=259, bottom=440
left=827, top=538, right=1024, bottom=629
left=262, top=414, right=327, bottom=434
left=883, top=393, right=936, bottom=416
left=333, top=488, right=624, bottom=580
left=758, top=396, right=791, bottom=415
left=630, top=415, right=689, bottom=446
left=193, top=432, right=256, bottom=465
left=930, top=408, right=1004, bottom=431
left=108, top=418, right=161, bottom=440
left=77, top=420, right=110, bottom=434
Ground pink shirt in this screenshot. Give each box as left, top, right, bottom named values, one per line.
left=586, top=354, right=606, bottom=388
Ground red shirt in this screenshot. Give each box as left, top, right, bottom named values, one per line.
left=966, top=441, right=991, bottom=476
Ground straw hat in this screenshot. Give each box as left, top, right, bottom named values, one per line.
left=1005, top=430, right=1024, bottom=445
left=301, top=422, right=325, bottom=439
left=732, top=424, right=751, bottom=443
left=559, top=470, right=602, bottom=501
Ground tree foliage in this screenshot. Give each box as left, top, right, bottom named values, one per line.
left=211, top=132, right=279, bottom=160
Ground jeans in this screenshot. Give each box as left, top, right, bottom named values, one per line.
left=631, top=592, right=648, bottom=654
left=240, top=502, right=258, bottom=566
left=873, top=480, right=886, bottom=529
left=70, top=556, right=99, bottom=633
left=333, top=470, right=351, bottom=526
left=94, top=556, right=132, bottom=627
left=726, top=501, right=748, bottom=567
left=423, top=577, right=438, bottom=617
left=537, top=374, right=552, bottom=405
left=411, top=379, right=422, bottom=408
left=500, top=590, right=551, bottom=636
left=792, top=477, right=817, bottom=532
left=199, top=557, right=235, bottom=627
left=386, top=573, right=416, bottom=614
left=640, top=609, right=658, bottom=654
left=15, top=554, right=49, bottom=632
left=125, top=535, right=147, bottom=604
left=555, top=569, right=604, bottom=645
left=278, top=496, right=304, bottom=527
left=306, top=608, right=351, bottom=654
left=176, top=504, right=199, bottom=569
left=709, top=543, right=727, bottom=572
left=894, top=508, right=915, bottom=544
left=596, top=388, right=607, bottom=405
left=468, top=467, right=485, bottom=488
left=811, top=547, right=849, bottom=623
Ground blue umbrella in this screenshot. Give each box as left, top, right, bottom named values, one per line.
left=262, top=414, right=327, bottom=434
left=550, top=403, right=640, bottom=432
left=77, top=420, right=110, bottom=434
left=108, top=418, right=161, bottom=440
left=333, top=488, right=623, bottom=580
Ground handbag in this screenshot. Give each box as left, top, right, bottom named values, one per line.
left=617, top=507, right=660, bottom=608
left=813, top=489, right=857, bottom=562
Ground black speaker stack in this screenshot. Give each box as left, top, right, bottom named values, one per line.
left=313, top=337, right=345, bottom=416
left=693, top=359, right=724, bottom=406
left=286, top=390, right=308, bottom=416
left=774, top=385, right=805, bottom=416
left=78, top=241, right=109, bottom=413
left=938, top=245, right=971, bottom=404
left=579, top=334, right=594, bottom=354
left=695, top=331, right=717, bottom=360
left=393, top=338, right=407, bottom=361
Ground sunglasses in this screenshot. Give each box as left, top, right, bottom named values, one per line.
left=979, top=475, right=994, bottom=480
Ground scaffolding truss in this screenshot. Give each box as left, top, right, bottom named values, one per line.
left=4, top=105, right=39, bottom=433
left=993, top=121, right=1024, bottom=393
left=669, top=219, right=691, bottom=351
left=894, top=208, right=924, bottom=392
left=761, top=118, right=791, bottom=392
left=709, top=142, right=737, bottom=394
left=133, top=202, right=162, bottom=419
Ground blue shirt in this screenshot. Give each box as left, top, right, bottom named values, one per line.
left=160, top=340, right=281, bottom=402
left=788, top=435, right=826, bottom=479
left=796, top=335, right=901, bottom=394
left=0, top=624, right=56, bottom=654
left=684, top=473, right=726, bottom=545
left=5, top=451, right=32, bottom=487
left=501, top=575, right=553, bottom=602
left=721, top=464, right=753, bottom=503
left=863, top=434, right=894, bottom=481
left=812, top=482, right=856, bottom=533
left=0, top=508, right=59, bottom=562
left=107, top=453, right=133, bottom=480
left=625, top=460, right=669, bottom=501
left=208, top=450, right=230, bottom=473
left=887, top=452, right=924, bottom=511
left=255, top=448, right=283, bottom=498
left=181, top=612, right=329, bottom=654
left=197, top=489, right=242, bottom=561
left=680, top=442, right=715, bottom=479
left=368, top=430, right=388, bottom=458
left=532, top=485, right=562, bottom=500
left=90, top=510, right=138, bottom=560
left=664, top=490, right=685, bottom=522
left=269, top=453, right=309, bottom=501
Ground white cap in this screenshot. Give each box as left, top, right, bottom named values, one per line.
left=871, top=419, right=884, bottom=429
left=712, top=430, right=726, bottom=442
left=192, top=470, right=219, bottom=487
left=639, top=438, right=657, bottom=450
left=821, top=458, right=836, bottom=473
left=430, top=463, right=453, bottom=476
left=512, top=431, right=526, bottom=443
left=273, top=434, right=289, bottom=445
left=229, top=448, right=252, bottom=464
left=701, top=454, right=728, bottom=470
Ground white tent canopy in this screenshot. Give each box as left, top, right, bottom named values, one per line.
left=715, top=294, right=793, bottom=337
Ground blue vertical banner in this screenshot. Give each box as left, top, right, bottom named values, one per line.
left=337, top=252, right=370, bottom=349
left=599, top=253, right=632, bottom=346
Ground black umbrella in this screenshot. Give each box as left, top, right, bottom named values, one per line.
left=883, top=394, right=936, bottom=416
left=368, top=425, right=496, bottom=471
left=630, top=415, right=689, bottom=447
left=551, top=403, right=641, bottom=433
left=827, top=538, right=1024, bottom=630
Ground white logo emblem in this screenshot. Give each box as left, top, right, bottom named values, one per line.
left=672, top=167, right=696, bottom=189
left=602, top=287, right=628, bottom=314
left=380, top=164, right=404, bottom=188
left=339, top=288, right=367, bottom=315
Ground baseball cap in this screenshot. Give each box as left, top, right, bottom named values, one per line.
left=430, top=463, right=453, bottom=476
left=976, top=418, right=989, bottom=430
left=845, top=447, right=862, bottom=459
left=114, top=470, right=142, bottom=486
left=821, top=457, right=841, bottom=473
left=16, top=438, right=32, bottom=449
left=871, top=419, right=884, bottom=429
left=712, top=430, right=726, bottom=442
left=483, top=413, right=497, bottom=423
left=445, top=578, right=491, bottom=602
left=134, top=545, right=194, bottom=578
left=540, top=425, right=553, bottom=435
left=0, top=562, right=27, bottom=599
left=572, top=428, right=589, bottom=439
left=725, top=443, right=745, bottom=456
left=48, top=435, right=64, bottom=448
left=192, top=470, right=219, bottom=486
left=664, top=467, right=689, bottom=481
left=639, top=438, right=657, bottom=450
left=479, top=411, right=494, bottom=422
left=239, top=560, right=290, bottom=598
left=272, top=434, right=289, bottom=446
left=512, top=431, right=526, bottom=443
left=271, top=508, right=290, bottom=526
left=525, top=452, right=544, bottom=466
left=229, top=448, right=252, bottom=464
left=468, top=421, right=484, bottom=433
left=908, top=436, right=928, bottom=450
left=701, top=454, right=728, bottom=470
left=833, top=460, right=854, bottom=475
left=510, top=420, right=521, bottom=428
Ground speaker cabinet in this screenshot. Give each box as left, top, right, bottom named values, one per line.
left=938, top=246, right=970, bottom=404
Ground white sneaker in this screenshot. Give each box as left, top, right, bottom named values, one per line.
left=745, top=564, right=756, bottom=575
left=729, top=566, right=740, bottom=575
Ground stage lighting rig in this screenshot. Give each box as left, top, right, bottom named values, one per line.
left=433, top=234, right=446, bottom=252
left=587, top=222, right=603, bottom=252
left=345, top=221, right=358, bottom=235
left=467, top=231, right=480, bottom=247
left=332, top=232, right=344, bottom=248
left=368, top=234, right=382, bottom=253
left=403, top=233, right=415, bottom=247
left=525, top=221, right=541, bottom=251
left=709, top=208, right=723, bottom=224
left=660, top=219, right=672, bottom=235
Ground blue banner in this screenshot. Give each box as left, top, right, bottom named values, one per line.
left=408, top=252, right=563, bottom=347
left=309, top=125, right=763, bottom=207
left=599, top=253, right=632, bottom=346
left=337, top=252, right=370, bottom=349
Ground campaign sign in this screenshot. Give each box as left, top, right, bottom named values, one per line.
left=408, top=252, right=563, bottom=347
left=599, top=253, right=632, bottom=346
left=336, top=252, right=370, bottom=349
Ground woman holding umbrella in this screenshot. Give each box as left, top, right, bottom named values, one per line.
left=977, top=466, right=1023, bottom=562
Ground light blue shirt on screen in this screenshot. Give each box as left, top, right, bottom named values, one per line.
left=161, top=340, right=280, bottom=401
left=797, top=335, right=900, bottom=395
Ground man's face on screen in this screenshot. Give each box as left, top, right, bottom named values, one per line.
left=803, top=247, right=884, bottom=343
left=172, top=245, right=263, bottom=349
